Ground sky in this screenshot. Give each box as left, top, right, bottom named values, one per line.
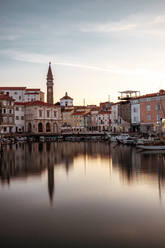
left=1, top=0, right=165, bottom=105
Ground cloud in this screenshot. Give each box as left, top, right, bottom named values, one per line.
left=153, top=15, right=165, bottom=24
left=80, top=22, right=137, bottom=33
left=1, top=50, right=165, bottom=82
left=79, top=13, right=165, bottom=37
left=0, top=34, right=21, bottom=41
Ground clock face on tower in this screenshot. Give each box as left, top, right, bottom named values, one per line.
left=48, top=88, right=52, bottom=92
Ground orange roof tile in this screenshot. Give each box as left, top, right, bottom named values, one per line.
left=0, top=94, right=14, bottom=101
left=0, top=87, right=26, bottom=90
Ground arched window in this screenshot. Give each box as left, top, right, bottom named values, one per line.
left=38, top=122, right=43, bottom=132
left=46, top=122, right=51, bottom=132
left=28, top=123, right=32, bottom=133
left=54, top=123, right=58, bottom=133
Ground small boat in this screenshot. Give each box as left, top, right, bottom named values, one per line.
left=136, top=138, right=153, bottom=145
left=137, top=144, right=165, bottom=150
left=122, top=137, right=137, bottom=145
left=116, top=134, right=130, bottom=144
left=39, top=136, right=45, bottom=142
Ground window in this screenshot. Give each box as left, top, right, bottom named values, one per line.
left=9, top=109, right=12, bottom=114
left=147, top=105, right=150, bottom=111
left=47, top=110, right=50, bottom=118
left=156, top=104, right=161, bottom=111
left=134, top=116, right=137, bottom=122
left=3, top=109, right=6, bottom=114
left=19, top=96, right=21, bottom=100
left=54, top=111, right=56, bottom=118
left=147, top=114, right=151, bottom=121
left=16, top=107, right=19, bottom=111
left=157, top=114, right=160, bottom=121
left=39, top=110, right=42, bottom=117
left=133, top=107, right=136, bottom=113
left=21, top=116, right=24, bottom=120
left=14, top=92, right=18, bottom=95
left=9, top=117, right=13, bottom=123
left=4, top=127, right=6, bottom=132
left=16, top=116, right=19, bottom=120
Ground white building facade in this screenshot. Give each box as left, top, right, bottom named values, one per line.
left=111, top=104, right=120, bottom=133
left=14, top=103, right=25, bottom=133
left=0, top=87, right=44, bottom=103
left=0, top=93, right=15, bottom=134
left=131, top=99, right=140, bottom=132
left=96, top=111, right=111, bottom=132
left=25, top=101, right=62, bottom=134
left=60, top=92, right=73, bottom=107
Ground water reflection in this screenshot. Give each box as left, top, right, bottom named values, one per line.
left=1, top=142, right=165, bottom=247
left=0, top=142, right=165, bottom=204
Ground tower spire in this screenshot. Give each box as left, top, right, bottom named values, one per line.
left=47, top=62, right=54, bottom=104
left=47, top=62, right=53, bottom=81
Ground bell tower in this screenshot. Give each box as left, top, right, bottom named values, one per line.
left=47, top=62, right=54, bottom=104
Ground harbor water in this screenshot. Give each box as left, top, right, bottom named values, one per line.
left=0, top=142, right=165, bottom=248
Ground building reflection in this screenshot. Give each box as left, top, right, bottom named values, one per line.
left=1, top=142, right=165, bottom=203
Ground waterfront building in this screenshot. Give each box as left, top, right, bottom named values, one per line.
left=72, top=111, right=86, bottom=131
left=24, top=88, right=44, bottom=102
left=25, top=101, right=61, bottom=133
left=61, top=108, right=74, bottom=131
left=130, top=98, right=140, bottom=132
left=60, top=92, right=73, bottom=107
left=96, top=110, right=111, bottom=132
left=100, top=101, right=112, bottom=111
left=71, top=107, right=90, bottom=131
left=47, top=62, right=54, bottom=104
left=111, top=103, right=119, bottom=133
left=140, top=90, right=165, bottom=133
left=84, top=111, right=92, bottom=131
left=14, top=102, right=25, bottom=133
left=90, top=107, right=99, bottom=131
left=0, top=87, right=44, bottom=102
left=117, top=91, right=140, bottom=133
left=0, top=93, right=15, bottom=134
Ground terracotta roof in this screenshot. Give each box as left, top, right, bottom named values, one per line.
left=91, top=107, right=100, bottom=111
left=15, top=101, right=56, bottom=107
left=60, top=92, right=73, bottom=100
left=138, top=90, right=165, bottom=99
left=25, top=92, right=39, bottom=95
left=0, top=94, right=14, bottom=101
left=62, top=109, right=73, bottom=112
left=83, top=112, right=91, bottom=117
left=14, top=102, right=26, bottom=105
left=0, top=87, right=26, bottom=90
left=98, top=111, right=111, bottom=115
left=72, top=111, right=86, bottom=116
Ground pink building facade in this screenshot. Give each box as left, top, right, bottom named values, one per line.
left=140, top=90, right=165, bottom=133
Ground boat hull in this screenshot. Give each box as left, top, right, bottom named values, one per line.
left=137, top=145, right=165, bottom=150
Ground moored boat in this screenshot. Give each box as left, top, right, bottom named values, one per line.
left=137, top=144, right=165, bottom=150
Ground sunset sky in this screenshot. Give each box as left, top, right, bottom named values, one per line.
left=1, top=0, right=165, bottom=105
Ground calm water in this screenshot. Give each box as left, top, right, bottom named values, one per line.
left=0, top=142, right=165, bottom=248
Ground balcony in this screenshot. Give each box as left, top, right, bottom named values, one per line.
left=118, top=91, right=140, bottom=101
